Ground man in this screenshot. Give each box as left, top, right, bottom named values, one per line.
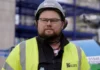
left=2, top=0, right=90, bottom=70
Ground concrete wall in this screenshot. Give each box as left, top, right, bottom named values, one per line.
left=0, top=0, right=15, bottom=69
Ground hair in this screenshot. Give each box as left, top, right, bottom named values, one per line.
left=35, top=8, right=65, bottom=22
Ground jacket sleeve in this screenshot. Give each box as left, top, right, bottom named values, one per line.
left=1, top=44, right=21, bottom=70
left=81, top=49, right=90, bottom=70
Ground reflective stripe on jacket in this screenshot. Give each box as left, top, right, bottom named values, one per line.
left=2, top=37, right=90, bottom=70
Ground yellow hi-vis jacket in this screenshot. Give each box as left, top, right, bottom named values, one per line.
left=2, top=37, right=90, bottom=70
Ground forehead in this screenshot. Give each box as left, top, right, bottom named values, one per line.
left=39, top=10, right=61, bottom=18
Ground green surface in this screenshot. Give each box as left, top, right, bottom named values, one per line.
left=90, top=64, right=100, bottom=70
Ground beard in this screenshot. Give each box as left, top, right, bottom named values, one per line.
left=38, top=29, right=61, bottom=42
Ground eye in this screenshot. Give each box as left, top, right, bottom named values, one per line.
left=51, top=19, right=61, bottom=22
left=42, top=19, right=48, bottom=22
left=39, top=18, right=48, bottom=22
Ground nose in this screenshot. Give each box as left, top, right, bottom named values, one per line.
left=47, top=20, right=51, bottom=25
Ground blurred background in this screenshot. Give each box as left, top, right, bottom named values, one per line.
left=0, top=0, right=100, bottom=69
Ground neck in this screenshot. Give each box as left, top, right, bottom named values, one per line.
left=39, top=33, right=62, bottom=50
left=39, top=34, right=61, bottom=44
left=48, top=35, right=61, bottom=50
left=50, top=42, right=60, bottom=50
left=47, top=36, right=60, bottom=44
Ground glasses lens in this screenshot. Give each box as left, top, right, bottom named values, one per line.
left=39, top=18, right=61, bottom=23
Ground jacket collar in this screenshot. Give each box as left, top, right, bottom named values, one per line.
left=36, top=33, right=69, bottom=50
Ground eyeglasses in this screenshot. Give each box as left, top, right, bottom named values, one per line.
left=38, top=18, right=61, bottom=24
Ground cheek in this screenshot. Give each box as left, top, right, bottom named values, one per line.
left=37, top=24, right=45, bottom=33
left=54, top=28, right=62, bottom=34
left=53, top=25, right=63, bottom=32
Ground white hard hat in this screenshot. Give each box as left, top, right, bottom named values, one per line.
left=35, top=0, right=67, bottom=29
left=35, top=0, right=65, bottom=19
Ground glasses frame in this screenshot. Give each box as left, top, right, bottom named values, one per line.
left=38, top=18, right=62, bottom=24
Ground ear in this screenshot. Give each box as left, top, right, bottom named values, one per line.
left=63, top=19, right=68, bottom=29
left=34, top=20, right=38, bottom=27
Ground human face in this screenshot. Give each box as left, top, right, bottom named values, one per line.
left=37, top=10, right=64, bottom=38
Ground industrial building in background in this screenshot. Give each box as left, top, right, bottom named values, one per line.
left=0, top=0, right=100, bottom=69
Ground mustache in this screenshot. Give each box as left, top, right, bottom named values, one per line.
left=44, top=28, right=53, bottom=30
